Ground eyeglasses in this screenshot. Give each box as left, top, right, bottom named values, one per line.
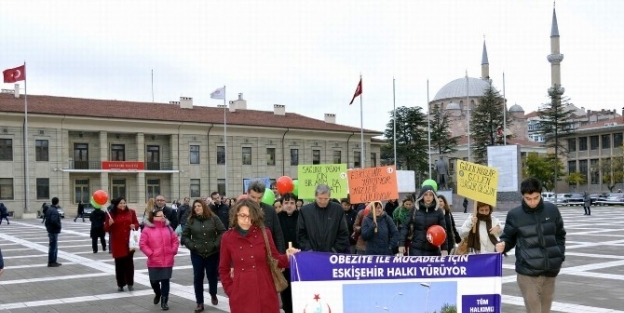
left=236, top=214, right=250, bottom=219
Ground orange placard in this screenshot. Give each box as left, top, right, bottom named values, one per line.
left=347, top=165, right=398, bottom=204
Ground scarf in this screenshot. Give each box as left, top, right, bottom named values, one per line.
left=466, top=213, right=498, bottom=252
left=393, top=206, right=410, bottom=227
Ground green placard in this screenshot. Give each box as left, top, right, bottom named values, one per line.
left=297, top=164, right=348, bottom=199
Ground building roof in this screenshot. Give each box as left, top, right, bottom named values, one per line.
left=0, top=93, right=382, bottom=134
left=509, top=104, right=524, bottom=112
left=575, top=118, right=624, bottom=131
left=525, top=111, right=539, bottom=118
left=432, top=77, right=494, bottom=102
left=455, top=135, right=543, bottom=147
left=481, top=40, right=489, bottom=65
left=551, top=7, right=560, bottom=37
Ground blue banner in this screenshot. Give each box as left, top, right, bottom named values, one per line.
left=242, top=177, right=272, bottom=193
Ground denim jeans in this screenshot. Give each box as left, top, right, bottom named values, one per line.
left=48, top=232, right=59, bottom=264
left=190, top=252, right=219, bottom=305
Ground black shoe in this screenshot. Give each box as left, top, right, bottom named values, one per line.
left=194, top=304, right=204, bottom=312
left=211, top=294, right=218, bottom=305
left=161, top=296, right=169, bottom=311
left=103, top=247, right=107, bottom=251
left=93, top=250, right=98, bottom=253
left=128, top=285, right=134, bottom=291
left=153, top=293, right=161, bottom=304
left=118, top=287, right=124, bottom=292
left=48, top=262, right=62, bottom=267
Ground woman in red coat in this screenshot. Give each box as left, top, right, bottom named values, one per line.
left=219, top=199, right=300, bottom=313
left=104, top=197, right=140, bottom=292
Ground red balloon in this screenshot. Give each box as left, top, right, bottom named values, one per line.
left=93, top=190, right=109, bottom=205
left=237, top=194, right=249, bottom=202
left=276, top=176, right=294, bottom=195
left=427, top=225, right=447, bottom=247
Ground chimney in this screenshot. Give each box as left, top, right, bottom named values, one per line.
left=229, top=93, right=247, bottom=111
left=324, top=113, right=336, bottom=124
left=273, top=104, right=285, bottom=116
left=14, top=84, right=20, bottom=98
left=217, top=104, right=227, bottom=108
left=169, top=101, right=180, bottom=105
left=180, top=96, right=193, bottom=109
left=229, top=100, right=236, bottom=112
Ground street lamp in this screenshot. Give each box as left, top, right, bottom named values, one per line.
left=420, top=283, right=431, bottom=313
left=387, top=292, right=404, bottom=312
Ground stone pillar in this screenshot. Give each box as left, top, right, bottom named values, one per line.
left=136, top=133, right=145, bottom=204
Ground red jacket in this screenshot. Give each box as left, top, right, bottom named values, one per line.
left=219, top=226, right=289, bottom=313
left=139, top=219, right=179, bottom=268
left=104, top=208, right=140, bottom=259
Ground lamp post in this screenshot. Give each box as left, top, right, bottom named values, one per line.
left=420, top=283, right=431, bottom=313
left=387, top=292, right=403, bottom=312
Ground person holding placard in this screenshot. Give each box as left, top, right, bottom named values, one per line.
left=361, top=201, right=399, bottom=255
left=459, top=201, right=501, bottom=254
left=398, top=186, right=448, bottom=256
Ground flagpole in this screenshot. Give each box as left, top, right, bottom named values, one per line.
left=503, top=72, right=507, bottom=145
left=427, top=79, right=432, bottom=178
left=359, top=74, right=364, bottom=168
left=24, top=61, right=30, bottom=213
left=466, top=71, right=472, bottom=162
left=392, top=77, right=397, bottom=168
left=151, top=69, right=154, bottom=103
left=223, top=85, right=228, bottom=197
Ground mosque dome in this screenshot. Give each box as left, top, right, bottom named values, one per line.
left=445, top=102, right=461, bottom=110
left=509, top=104, right=525, bottom=112
left=433, top=77, right=494, bottom=102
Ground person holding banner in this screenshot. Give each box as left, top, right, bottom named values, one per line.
left=496, top=177, right=566, bottom=313
left=105, top=197, right=140, bottom=292
left=459, top=202, right=501, bottom=254
left=219, top=199, right=300, bottom=313
left=398, top=186, right=448, bottom=256
left=361, top=201, right=400, bottom=255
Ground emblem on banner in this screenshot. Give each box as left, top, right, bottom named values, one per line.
left=303, top=294, right=332, bottom=313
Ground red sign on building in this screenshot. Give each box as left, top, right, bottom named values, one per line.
left=101, top=161, right=145, bottom=170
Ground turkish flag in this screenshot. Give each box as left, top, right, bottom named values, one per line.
left=349, top=78, right=362, bottom=105
left=3, top=65, right=26, bottom=83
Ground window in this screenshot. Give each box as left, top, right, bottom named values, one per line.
left=217, top=146, right=225, bottom=165
left=217, top=179, right=226, bottom=196
left=112, top=178, right=127, bottom=199
left=590, top=136, right=599, bottom=150
left=111, top=144, right=125, bottom=161
left=146, top=145, right=160, bottom=170
left=35, top=139, right=49, bottom=161
left=590, top=159, right=600, bottom=184
left=290, top=149, right=299, bottom=166
left=242, top=147, right=252, bottom=165
left=0, top=178, right=13, bottom=200
left=333, top=150, right=341, bottom=164
left=74, top=143, right=89, bottom=169
left=579, top=160, right=588, bottom=178
left=354, top=151, right=361, bottom=168
left=567, top=138, right=576, bottom=152
left=0, top=139, right=12, bottom=161
left=567, top=160, right=576, bottom=174
left=312, top=150, right=321, bottom=165
left=190, top=179, right=201, bottom=197
left=371, top=153, right=377, bottom=167
left=601, top=134, right=611, bottom=149
left=267, top=148, right=276, bottom=166
left=609, top=132, right=622, bottom=149
left=36, top=178, right=49, bottom=199
left=74, top=179, right=90, bottom=203
left=190, top=145, right=200, bottom=164
left=578, top=137, right=587, bottom=151
left=146, top=179, right=160, bottom=199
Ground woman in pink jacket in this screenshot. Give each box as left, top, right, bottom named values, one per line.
left=139, top=208, right=179, bottom=311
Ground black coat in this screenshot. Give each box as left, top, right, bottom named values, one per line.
left=210, top=203, right=230, bottom=230
left=260, top=202, right=285, bottom=253
left=89, top=209, right=107, bottom=238
left=443, top=210, right=462, bottom=250
left=278, top=210, right=300, bottom=249
left=500, top=200, right=566, bottom=277
left=361, top=213, right=399, bottom=255
left=177, top=204, right=191, bottom=226
left=156, top=206, right=179, bottom=231
left=297, top=201, right=350, bottom=253
left=45, top=205, right=62, bottom=234
left=399, top=203, right=448, bottom=253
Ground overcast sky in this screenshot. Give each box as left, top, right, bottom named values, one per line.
left=1, top=0, right=623, bottom=134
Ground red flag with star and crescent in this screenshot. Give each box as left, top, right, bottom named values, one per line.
left=3, top=65, right=26, bottom=83
left=349, top=78, right=362, bottom=105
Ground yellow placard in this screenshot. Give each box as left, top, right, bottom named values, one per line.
left=456, top=160, right=499, bottom=206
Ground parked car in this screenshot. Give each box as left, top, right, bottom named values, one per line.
left=37, top=205, right=65, bottom=218
left=82, top=203, right=95, bottom=218
left=597, top=193, right=624, bottom=206
left=590, top=193, right=608, bottom=205
left=542, top=192, right=556, bottom=203
left=566, top=193, right=584, bottom=206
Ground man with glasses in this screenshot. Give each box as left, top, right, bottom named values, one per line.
left=297, top=184, right=350, bottom=253
left=247, top=181, right=285, bottom=253
left=155, top=195, right=179, bottom=231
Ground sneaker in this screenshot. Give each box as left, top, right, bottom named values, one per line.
left=48, top=262, right=62, bottom=267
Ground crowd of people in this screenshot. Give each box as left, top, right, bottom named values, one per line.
left=0, top=176, right=566, bottom=313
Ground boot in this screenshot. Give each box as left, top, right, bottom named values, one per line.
left=153, top=293, right=161, bottom=305
left=160, top=296, right=169, bottom=310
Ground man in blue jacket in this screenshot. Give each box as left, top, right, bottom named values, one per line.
left=45, top=197, right=63, bottom=267
left=496, top=177, right=566, bottom=313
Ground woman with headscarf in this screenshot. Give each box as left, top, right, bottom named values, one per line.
left=361, top=201, right=399, bottom=255
left=459, top=201, right=502, bottom=254
left=398, top=186, right=448, bottom=256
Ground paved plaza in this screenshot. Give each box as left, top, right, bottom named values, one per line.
left=0, top=206, right=623, bottom=312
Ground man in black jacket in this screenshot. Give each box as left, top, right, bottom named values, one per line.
left=155, top=195, right=179, bottom=231
left=210, top=192, right=230, bottom=229
left=177, top=197, right=191, bottom=231
left=247, top=180, right=285, bottom=253
left=496, top=177, right=566, bottom=313
left=45, top=197, right=63, bottom=267
left=277, top=193, right=299, bottom=313
left=297, top=184, right=350, bottom=253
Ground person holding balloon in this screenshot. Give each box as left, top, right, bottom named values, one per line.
left=361, top=201, right=400, bottom=256
left=105, top=196, right=140, bottom=292
left=398, top=185, right=448, bottom=256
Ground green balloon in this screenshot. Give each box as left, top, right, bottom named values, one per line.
left=422, top=179, right=438, bottom=192
left=261, top=188, right=275, bottom=206
left=90, top=197, right=102, bottom=209
left=292, top=180, right=299, bottom=197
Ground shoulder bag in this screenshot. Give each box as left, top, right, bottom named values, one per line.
left=261, top=227, right=288, bottom=293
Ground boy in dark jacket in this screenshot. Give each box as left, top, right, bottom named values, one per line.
left=45, top=197, right=63, bottom=267
left=496, top=177, right=566, bottom=313
left=89, top=207, right=107, bottom=253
